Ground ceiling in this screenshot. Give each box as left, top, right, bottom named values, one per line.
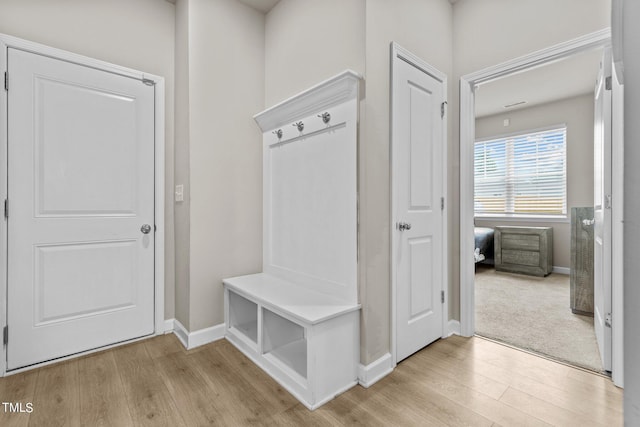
left=237, top=0, right=280, bottom=13
left=475, top=48, right=603, bottom=118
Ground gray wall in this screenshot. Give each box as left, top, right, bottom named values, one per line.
left=174, top=0, right=191, bottom=330
left=174, top=0, right=264, bottom=331
left=475, top=94, right=595, bottom=269
left=622, top=0, right=640, bottom=421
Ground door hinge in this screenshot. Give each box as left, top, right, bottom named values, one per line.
left=441, top=197, right=445, bottom=211
left=3, top=326, right=7, bottom=345
left=3, top=199, right=7, bottom=219
left=441, top=290, right=445, bottom=304
left=605, top=75, right=612, bottom=91
left=605, top=313, right=612, bottom=328
left=605, top=194, right=612, bottom=209
left=441, top=101, right=447, bottom=119
left=4, top=71, right=7, bottom=91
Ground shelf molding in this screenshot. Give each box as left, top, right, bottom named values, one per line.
left=254, top=69, right=362, bottom=132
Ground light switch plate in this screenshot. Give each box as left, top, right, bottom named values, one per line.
left=175, top=184, right=184, bottom=202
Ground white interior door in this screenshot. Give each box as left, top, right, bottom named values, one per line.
left=594, top=49, right=612, bottom=372
left=393, top=51, right=445, bottom=363
left=7, top=48, right=156, bottom=370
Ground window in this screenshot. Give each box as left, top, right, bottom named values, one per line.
left=474, top=127, right=567, bottom=217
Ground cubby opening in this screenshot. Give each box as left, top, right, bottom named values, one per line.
left=228, top=291, right=258, bottom=344
left=262, top=308, right=307, bottom=380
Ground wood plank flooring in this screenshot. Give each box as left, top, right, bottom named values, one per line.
left=0, top=334, right=623, bottom=426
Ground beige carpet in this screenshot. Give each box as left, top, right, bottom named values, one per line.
left=474, top=265, right=603, bottom=372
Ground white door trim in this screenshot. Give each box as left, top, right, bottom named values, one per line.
left=0, top=33, right=165, bottom=376
left=459, top=29, right=623, bottom=386
left=390, top=42, right=448, bottom=366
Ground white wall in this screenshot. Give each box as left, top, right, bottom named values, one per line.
left=0, top=0, right=177, bottom=319
left=182, top=0, right=265, bottom=331
left=621, top=0, right=640, bottom=421
left=451, top=0, right=611, bottom=319
left=475, top=94, right=595, bottom=269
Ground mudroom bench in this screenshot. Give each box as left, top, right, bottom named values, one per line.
left=223, top=273, right=360, bottom=410
left=223, top=70, right=362, bottom=410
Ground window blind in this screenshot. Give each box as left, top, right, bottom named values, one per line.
left=474, top=127, right=567, bottom=216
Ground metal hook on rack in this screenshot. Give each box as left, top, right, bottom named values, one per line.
left=292, top=121, right=304, bottom=132
left=272, top=129, right=283, bottom=139
left=317, top=112, right=331, bottom=124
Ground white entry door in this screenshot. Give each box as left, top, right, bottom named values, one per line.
left=593, top=49, right=612, bottom=372
left=7, top=48, right=156, bottom=370
left=392, top=46, right=446, bottom=363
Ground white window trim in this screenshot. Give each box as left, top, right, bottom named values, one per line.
left=475, top=123, right=567, bottom=143
left=474, top=214, right=569, bottom=224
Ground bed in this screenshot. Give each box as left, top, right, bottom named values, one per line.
left=474, top=227, right=495, bottom=264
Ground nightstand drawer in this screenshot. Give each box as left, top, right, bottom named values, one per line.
left=501, top=234, right=540, bottom=251
left=502, top=249, right=540, bottom=267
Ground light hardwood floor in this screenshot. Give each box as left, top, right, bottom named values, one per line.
left=0, top=334, right=623, bottom=426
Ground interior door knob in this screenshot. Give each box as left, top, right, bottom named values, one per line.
left=398, top=222, right=412, bottom=231
left=141, top=224, right=152, bottom=234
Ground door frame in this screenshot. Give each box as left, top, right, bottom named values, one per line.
left=0, top=33, right=165, bottom=376
left=390, top=42, right=448, bottom=366
left=459, top=28, right=624, bottom=386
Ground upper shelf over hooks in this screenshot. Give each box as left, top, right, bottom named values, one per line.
left=253, top=69, right=362, bottom=132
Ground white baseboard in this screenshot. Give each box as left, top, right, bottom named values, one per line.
left=189, top=324, right=225, bottom=349
left=173, top=319, right=190, bottom=348
left=553, top=266, right=570, bottom=275
left=358, top=353, right=393, bottom=388
left=447, top=319, right=461, bottom=336
left=163, top=318, right=175, bottom=334
left=169, top=319, right=224, bottom=350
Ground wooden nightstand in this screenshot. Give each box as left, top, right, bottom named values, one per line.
left=494, top=226, right=553, bottom=276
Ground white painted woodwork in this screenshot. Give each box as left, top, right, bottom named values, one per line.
left=258, top=72, right=359, bottom=304
left=594, top=49, right=613, bottom=372
left=7, top=48, right=155, bottom=370
left=611, top=62, right=624, bottom=387
left=224, top=276, right=359, bottom=410
left=224, top=70, right=361, bottom=409
left=392, top=45, right=446, bottom=363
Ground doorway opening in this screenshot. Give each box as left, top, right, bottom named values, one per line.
left=458, top=29, right=623, bottom=385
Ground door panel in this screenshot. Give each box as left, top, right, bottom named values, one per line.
left=594, top=49, right=612, bottom=371
left=409, top=238, right=433, bottom=318
left=409, top=84, right=433, bottom=208
left=35, top=77, right=138, bottom=216
left=35, top=240, right=138, bottom=325
left=7, top=48, right=155, bottom=370
left=394, top=54, right=445, bottom=363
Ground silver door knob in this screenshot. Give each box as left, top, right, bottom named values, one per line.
left=398, top=222, right=412, bottom=231
left=141, top=224, right=152, bottom=234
